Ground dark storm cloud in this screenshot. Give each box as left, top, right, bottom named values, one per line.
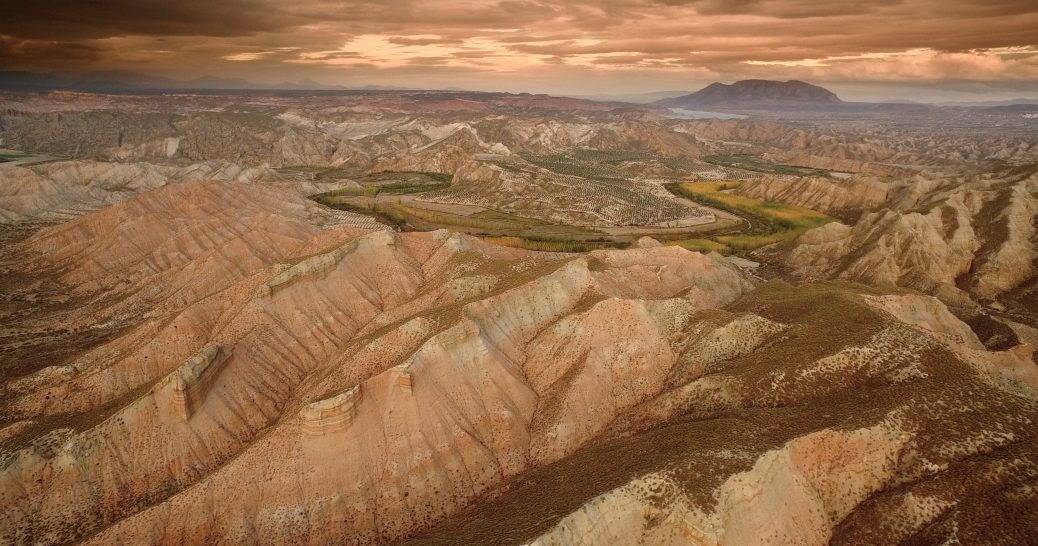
left=0, top=0, right=307, bottom=40
left=655, top=0, right=1038, bottom=19
left=0, top=35, right=105, bottom=62
left=4, top=1, right=1035, bottom=52
left=1, top=0, right=1036, bottom=93
left=658, top=0, right=897, bottom=18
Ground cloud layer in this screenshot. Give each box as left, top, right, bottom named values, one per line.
left=2, top=0, right=1037, bottom=98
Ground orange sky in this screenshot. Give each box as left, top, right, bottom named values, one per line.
left=2, top=0, right=1037, bottom=100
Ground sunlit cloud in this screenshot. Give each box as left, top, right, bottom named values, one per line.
left=293, top=34, right=559, bottom=70
left=744, top=49, right=932, bottom=68
left=742, top=47, right=1038, bottom=83
left=223, top=52, right=271, bottom=61
left=1, top=1, right=1035, bottom=98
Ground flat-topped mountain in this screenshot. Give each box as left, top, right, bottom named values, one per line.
left=659, top=79, right=845, bottom=110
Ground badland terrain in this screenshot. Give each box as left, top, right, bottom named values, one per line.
left=1, top=81, right=1037, bottom=544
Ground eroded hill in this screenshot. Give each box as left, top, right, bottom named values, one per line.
left=1, top=90, right=1037, bottom=545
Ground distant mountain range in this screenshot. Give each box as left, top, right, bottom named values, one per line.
left=0, top=70, right=435, bottom=93
left=567, top=90, right=691, bottom=104
left=935, top=98, right=1038, bottom=107
left=2, top=71, right=1036, bottom=114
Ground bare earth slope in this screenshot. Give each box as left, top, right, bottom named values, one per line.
left=2, top=181, right=1036, bottom=545
left=2, top=181, right=754, bottom=544
left=766, top=166, right=1038, bottom=326
left=405, top=284, right=1038, bottom=545
left=0, top=160, right=277, bottom=223
left=2, top=90, right=1038, bottom=545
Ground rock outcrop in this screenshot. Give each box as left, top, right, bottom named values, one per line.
left=166, top=345, right=231, bottom=420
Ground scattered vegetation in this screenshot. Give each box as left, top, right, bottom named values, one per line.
left=481, top=235, right=626, bottom=253
left=669, top=238, right=730, bottom=253
left=387, top=204, right=545, bottom=230
left=570, top=149, right=654, bottom=163
left=313, top=186, right=382, bottom=199
left=523, top=149, right=704, bottom=181
left=0, top=151, right=32, bottom=163
left=704, top=154, right=833, bottom=177
left=667, top=180, right=835, bottom=253
left=347, top=171, right=452, bottom=195
left=379, top=180, right=451, bottom=195
left=305, top=198, right=408, bottom=229
left=469, top=153, right=703, bottom=227
left=310, top=170, right=453, bottom=207
left=307, top=161, right=833, bottom=256
left=522, top=149, right=655, bottom=179
left=310, top=193, right=551, bottom=232
left=287, top=168, right=452, bottom=193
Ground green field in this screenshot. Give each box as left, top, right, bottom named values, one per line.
left=0, top=152, right=32, bottom=163
left=310, top=171, right=452, bottom=202
left=481, top=235, right=625, bottom=253
left=309, top=167, right=835, bottom=255
left=521, top=149, right=703, bottom=182
left=310, top=193, right=551, bottom=232
left=704, top=154, right=833, bottom=177
left=312, top=186, right=382, bottom=199
left=386, top=204, right=545, bottom=230
left=288, top=169, right=452, bottom=194
left=311, top=188, right=622, bottom=246
left=667, top=181, right=835, bottom=253
left=350, top=171, right=452, bottom=194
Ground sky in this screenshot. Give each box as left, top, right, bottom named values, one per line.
left=2, top=0, right=1038, bottom=101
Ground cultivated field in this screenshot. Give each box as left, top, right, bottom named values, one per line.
left=667, top=180, right=835, bottom=253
